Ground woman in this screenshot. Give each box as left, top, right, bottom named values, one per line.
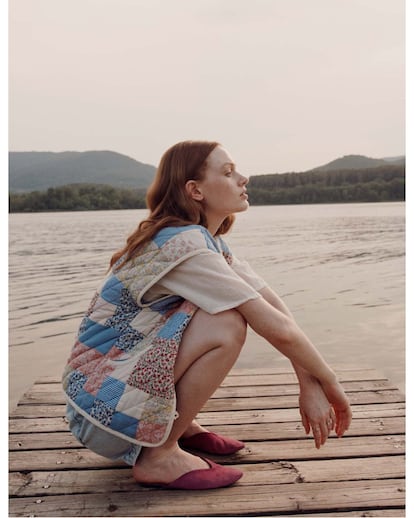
left=63, top=140, right=352, bottom=490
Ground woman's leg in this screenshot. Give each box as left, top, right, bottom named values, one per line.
left=132, top=308, right=246, bottom=484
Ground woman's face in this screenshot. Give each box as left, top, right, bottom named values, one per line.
left=189, top=146, right=249, bottom=227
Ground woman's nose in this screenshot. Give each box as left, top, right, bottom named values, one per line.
left=240, top=174, right=249, bottom=185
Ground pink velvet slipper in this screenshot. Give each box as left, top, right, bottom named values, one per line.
left=179, top=431, right=245, bottom=455
left=140, top=457, right=243, bottom=490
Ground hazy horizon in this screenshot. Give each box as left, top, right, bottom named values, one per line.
left=9, top=0, right=405, bottom=175
left=7, top=148, right=406, bottom=176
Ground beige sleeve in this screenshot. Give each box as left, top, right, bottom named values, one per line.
left=147, top=250, right=262, bottom=314
left=230, top=255, right=268, bottom=291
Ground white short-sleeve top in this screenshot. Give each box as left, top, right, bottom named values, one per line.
left=145, top=251, right=267, bottom=314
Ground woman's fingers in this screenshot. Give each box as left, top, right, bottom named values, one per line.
left=311, top=420, right=330, bottom=449
left=311, top=424, right=322, bottom=449
left=335, top=406, right=352, bottom=437
left=300, top=408, right=311, bottom=435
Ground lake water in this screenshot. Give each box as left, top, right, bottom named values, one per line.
left=8, top=202, right=405, bottom=408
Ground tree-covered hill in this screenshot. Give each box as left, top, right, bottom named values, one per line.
left=307, top=154, right=404, bottom=172
left=9, top=183, right=148, bottom=212
left=9, top=150, right=156, bottom=192
left=247, top=163, right=405, bottom=205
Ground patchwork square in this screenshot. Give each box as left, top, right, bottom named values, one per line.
left=88, top=295, right=117, bottom=325
left=115, top=384, right=149, bottom=417
left=109, top=411, right=139, bottom=439
left=74, top=389, right=95, bottom=412
left=100, top=274, right=124, bottom=305
left=96, top=377, right=126, bottom=408
left=105, top=288, right=140, bottom=331
left=69, top=346, right=103, bottom=371
left=90, top=399, right=114, bottom=426
left=114, top=329, right=144, bottom=352
left=83, top=363, right=115, bottom=395
left=135, top=422, right=167, bottom=444
left=66, top=371, right=87, bottom=400
left=157, top=312, right=188, bottom=339
left=67, top=340, right=90, bottom=364
left=79, top=319, right=119, bottom=352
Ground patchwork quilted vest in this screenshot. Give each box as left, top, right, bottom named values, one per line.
left=62, top=225, right=233, bottom=447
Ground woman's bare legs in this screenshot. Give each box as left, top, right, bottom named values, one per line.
left=132, top=309, right=246, bottom=485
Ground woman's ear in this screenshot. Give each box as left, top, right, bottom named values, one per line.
left=185, top=180, right=204, bottom=201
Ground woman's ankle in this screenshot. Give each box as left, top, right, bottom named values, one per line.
left=181, top=420, right=208, bottom=439
left=138, top=442, right=179, bottom=464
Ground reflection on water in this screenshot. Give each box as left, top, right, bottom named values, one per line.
left=9, top=202, right=405, bottom=402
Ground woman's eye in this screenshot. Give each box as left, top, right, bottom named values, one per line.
left=225, top=170, right=232, bottom=176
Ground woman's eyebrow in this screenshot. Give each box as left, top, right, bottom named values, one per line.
left=222, top=161, right=236, bottom=169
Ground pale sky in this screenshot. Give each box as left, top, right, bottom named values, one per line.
left=9, top=0, right=405, bottom=174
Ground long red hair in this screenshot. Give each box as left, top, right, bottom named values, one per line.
left=110, top=140, right=235, bottom=268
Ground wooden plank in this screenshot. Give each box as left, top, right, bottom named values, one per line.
left=10, top=392, right=405, bottom=429
left=213, top=378, right=399, bottom=397
left=203, top=390, right=404, bottom=411
left=9, top=417, right=70, bottom=434
left=9, top=409, right=405, bottom=437
left=220, top=370, right=389, bottom=387
left=8, top=435, right=405, bottom=472
left=195, top=404, right=405, bottom=427
left=10, top=405, right=66, bottom=419
left=292, top=455, right=405, bottom=483
left=9, top=456, right=405, bottom=497
left=9, top=431, right=79, bottom=450
left=34, top=367, right=387, bottom=385
left=72, top=379, right=403, bottom=397
left=303, top=511, right=405, bottom=517
left=9, top=402, right=405, bottom=430
left=24, top=371, right=392, bottom=399
left=8, top=416, right=405, bottom=449
left=15, top=388, right=404, bottom=413
left=8, top=479, right=405, bottom=517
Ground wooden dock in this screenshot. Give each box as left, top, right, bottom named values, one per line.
left=9, top=367, right=405, bottom=517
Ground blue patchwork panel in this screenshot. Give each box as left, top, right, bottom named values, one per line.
left=96, top=377, right=126, bottom=408
left=74, top=389, right=96, bottom=412
left=157, top=311, right=188, bottom=339
left=153, top=225, right=216, bottom=248
left=79, top=318, right=120, bottom=354
left=109, top=412, right=140, bottom=438
left=100, top=274, right=124, bottom=305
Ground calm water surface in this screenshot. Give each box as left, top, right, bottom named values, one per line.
left=9, top=202, right=405, bottom=407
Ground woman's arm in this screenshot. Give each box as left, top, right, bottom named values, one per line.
left=237, top=291, right=352, bottom=442
left=238, top=295, right=336, bottom=383
left=258, top=287, right=320, bottom=387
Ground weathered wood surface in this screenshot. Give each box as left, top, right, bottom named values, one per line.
left=9, top=367, right=405, bottom=517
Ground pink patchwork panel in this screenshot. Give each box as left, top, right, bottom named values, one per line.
left=135, top=422, right=168, bottom=444
left=83, top=363, right=115, bottom=395
left=69, top=342, right=103, bottom=370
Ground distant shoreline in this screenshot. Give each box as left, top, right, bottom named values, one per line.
left=9, top=161, right=405, bottom=212
left=9, top=199, right=405, bottom=214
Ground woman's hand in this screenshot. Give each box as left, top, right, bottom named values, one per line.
left=320, top=378, right=353, bottom=438
left=298, top=377, right=336, bottom=449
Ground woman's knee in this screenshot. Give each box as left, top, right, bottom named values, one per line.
left=174, top=309, right=246, bottom=382
left=181, top=308, right=246, bottom=353
left=215, top=309, right=247, bottom=352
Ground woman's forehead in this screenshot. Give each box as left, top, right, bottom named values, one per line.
left=207, top=146, right=235, bottom=169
